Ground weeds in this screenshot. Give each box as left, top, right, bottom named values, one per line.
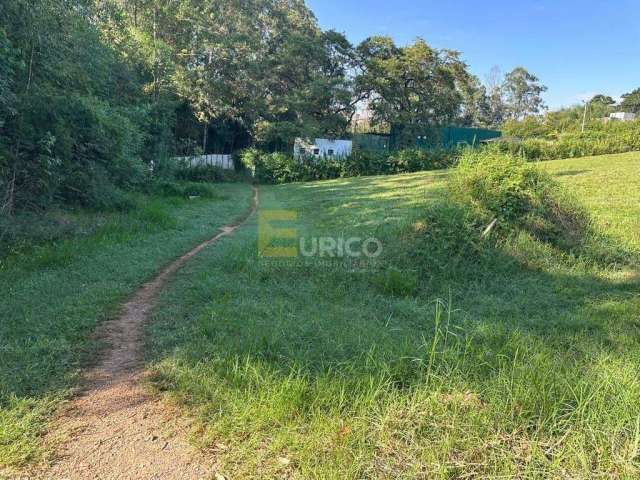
left=239, top=148, right=459, bottom=184
left=0, top=184, right=252, bottom=467
left=499, top=119, right=640, bottom=161
left=145, top=152, right=640, bottom=478
left=405, top=150, right=603, bottom=280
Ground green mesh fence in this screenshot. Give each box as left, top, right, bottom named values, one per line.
left=352, top=133, right=391, bottom=153
left=354, top=127, right=501, bottom=153
left=417, top=127, right=502, bottom=149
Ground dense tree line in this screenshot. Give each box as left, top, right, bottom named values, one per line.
left=1, top=0, right=153, bottom=212
left=1, top=0, right=551, bottom=212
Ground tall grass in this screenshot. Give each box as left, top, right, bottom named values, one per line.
left=497, top=119, right=640, bottom=161
left=146, top=152, right=640, bottom=477
left=0, top=184, right=252, bottom=467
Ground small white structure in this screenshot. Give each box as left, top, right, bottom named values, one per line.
left=609, top=112, right=637, bottom=122
left=294, top=138, right=352, bottom=160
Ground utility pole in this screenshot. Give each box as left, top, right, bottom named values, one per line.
left=581, top=100, right=588, bottom=133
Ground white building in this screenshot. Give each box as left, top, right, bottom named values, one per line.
left=609, top=112, right=637, bottom=122
left=294, top=138, right=353, bottom=160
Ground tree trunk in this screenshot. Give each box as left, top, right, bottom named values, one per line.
left=26, top=42, right=35, bottom=94
left=2, top=168, right=16, bottom=216
left=202, top=122, right=209, bottom=154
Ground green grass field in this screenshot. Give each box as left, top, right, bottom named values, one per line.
left=0, top=184, right=253, bottom=467
left=146, top=152, right=640, bottom=478
left=2, top=152, right=639, bottom=477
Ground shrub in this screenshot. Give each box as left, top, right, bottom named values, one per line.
left=237, top=150, right=298, bottom=184
left=149, top=181, right=219, bottom=199
left=175, top=164, right=235, bottom=183
left=448, top=150, right=591, bottom=250
left=402, top=150, right=594, bottom=282
left=238, top=148, right=261, bottom=175
left=87, top=184, right=137, bottom=212
left=238, top=147, right=459, bottom=184
left=342, top=151, right=390, bottom=176
left=2, top=94, right=147, bottom=211
left=502, top=117, right=553, bottom=139
left=0, top=211, right=79, bottom=258
left=494, top=119, right=640, bottom=161
left=387, top=148, right=457, bottom=173
left=299, top=157, right=344, bottom=181
left=449, top=150, right=553, bottom=223
left=150, top=181, right=185, bottom=198
left=256, top=153, right=301, bottom=184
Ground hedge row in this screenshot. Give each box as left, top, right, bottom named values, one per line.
left=239, top=148, right=458, bottom=184
left=494, top=132, right=640, bottom=161
left=497, top=120, right=640, bottom=161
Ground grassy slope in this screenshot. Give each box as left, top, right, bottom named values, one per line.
left=147, top=152, right=640, bottom=478
left=0, top=183, right=252, bottom=467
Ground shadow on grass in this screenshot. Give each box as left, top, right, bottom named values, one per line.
left=138, top=171, right=640, bottom=478
left=554, top=169, right=592, bottom=177
left=148, top=170, right=640, bottom=384
left=146, top=212, right=640, bottom=389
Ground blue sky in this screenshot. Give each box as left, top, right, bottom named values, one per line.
left=306, top=0, right=640, bottom=110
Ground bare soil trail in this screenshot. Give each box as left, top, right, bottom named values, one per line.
left=37, top=186, right=259, bottom=480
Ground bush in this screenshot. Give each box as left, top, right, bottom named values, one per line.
left=149, top=181, right=219, bottom=199
left=502, top=117, right=553, bottom=139
left=2, top=94, right=147, bottom=210
left=448, top=150, right=591, bottom=250
left=238, top=147, right=459, bottom=184
left=450, top=150, right=553, bottom=223
left=388, top=148, right=458, bottom=173
left=87, top=184, right=137, bottom=212
left=403, top=150, right=593, bottom=280
left=451, top=150, right=590, bottom=246
left=181, top=182, right=219, bottom=199
left=175, top=164, right=238, bottom=183
left=495, top=119, right=640, bottom=161
left=0, top=211, right=78, bottom=257
left=256, top=152, right=301, bottom=184
left=342, top=151, right=390, bottom=176
left=238, top=148, right=260, bottom=175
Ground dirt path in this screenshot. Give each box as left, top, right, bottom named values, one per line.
left=38, top=186, right=259, bottom=480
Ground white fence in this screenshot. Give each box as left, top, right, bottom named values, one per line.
left=175, top=154, right=234, bottom=170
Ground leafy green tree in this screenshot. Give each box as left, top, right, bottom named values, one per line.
left=156, top=0, right=358, bottom=151
left=545, top=106, right=584, bottom=133
left=0, top=28, right=17, bottom=129
left=94, top=0, right=183, bottom=159
left=457, top=77, right=491, bottom=127
left=620, top=88, right=640, bottom=114
left=256, top=29, right=359, bottom=148
left=0, top=0, right=148, bottom=212
left=590, top=94, right=615, bottom=106
left=481, top=66, right=508, bottom=128
left=502, top=67, right=547, bottom=120
left=356, top=37, right=473, bottom=144
left=587, top=94, right=616, bottom=119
